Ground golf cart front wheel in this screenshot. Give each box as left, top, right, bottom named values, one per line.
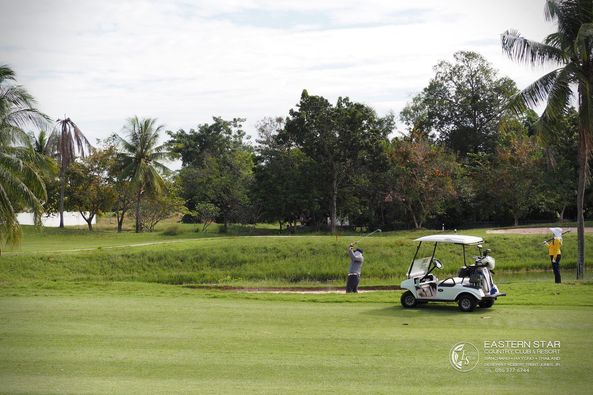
left=479, top=299, right=495, bottom=308
left=457, top=294, right=477, bottom=312
left=401, top=291, right=417, bottom=308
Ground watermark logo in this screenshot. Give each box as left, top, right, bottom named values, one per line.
left=450, top=342, right=479, bottom=372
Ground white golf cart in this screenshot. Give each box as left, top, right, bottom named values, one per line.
left=400, top=235, right=506, bottom=312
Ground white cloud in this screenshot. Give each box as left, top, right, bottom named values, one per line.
left=0, top=0, right=556, bottom=152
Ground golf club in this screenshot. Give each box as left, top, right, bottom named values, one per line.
left=544, top=230, right=571, bottom=244
left=352, top=228, right=382, bottom=244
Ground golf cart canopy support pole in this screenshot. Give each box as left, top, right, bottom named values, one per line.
left=408, top=241, right=423, bottom=277
left=463, top=244, right=467, bottom=267
left=431, top=242, right=438, bottom=262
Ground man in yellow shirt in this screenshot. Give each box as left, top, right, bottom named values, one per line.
left=544, top=228, right=563, bottom=284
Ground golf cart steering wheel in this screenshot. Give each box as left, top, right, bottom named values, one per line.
left=433, top=259, right=443, bottom=269
left=419, top=259, right=443, bottom=282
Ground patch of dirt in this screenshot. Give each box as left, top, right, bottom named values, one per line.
left=486, top=227, right=593, bottom=235
left=183, top=285, right=401, bottom=294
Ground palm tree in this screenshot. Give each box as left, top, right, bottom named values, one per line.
left=115, top=116, right=170, bottom=232
left=46, top=117, right=92, bottom=228
left=29, top=130, right=49, bottom=154
left=502, top=0, right=593, bottom=279
left=0, top=64, right=50, bottom=253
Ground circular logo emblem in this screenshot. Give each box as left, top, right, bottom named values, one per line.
left=450, top=342, right=479, bottom=372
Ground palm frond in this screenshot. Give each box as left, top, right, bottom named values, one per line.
left=0, top=64, right=16, bottom=82
left=575, top=22, right=593, bottom=59
left=0, top=183, right=21, bottom=248
left=539, top=63, right=576, bottom=119
left=144, top=165, right=166, bottom=195
left=150, top=160, right=171, bottom=176
left=507, top=68, right=564, bottom=113
left=501, top=29, right=565, bottom=65
left=544, top=0, right=562, bottom=22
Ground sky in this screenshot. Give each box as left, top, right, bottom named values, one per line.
left=0, top=0, right=557, bottom=152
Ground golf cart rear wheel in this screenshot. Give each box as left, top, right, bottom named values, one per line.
left=479, top=299, right=495, bottom=308
left=401, top=291, right=417, bottom=308
left=457, top=294, right=477, bottom=312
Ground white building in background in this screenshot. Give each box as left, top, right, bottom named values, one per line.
left=16, top=212, right=95, bottom=227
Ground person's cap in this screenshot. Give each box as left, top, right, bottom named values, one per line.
left=550, top=227, right=563, bottom=238
left=355, top=248, right=363, bottom=254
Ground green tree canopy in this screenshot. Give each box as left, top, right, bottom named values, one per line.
left=385, top=131, right=459, bottom=229
left=65, top=148, right=116, bottom=231
left=279, top=90, right=394, bottom=233
left=172, top=117, right=253, bottom=231
left=167, top=117, right=247, bottom=167
left=400, top=51, right=518, bottom=157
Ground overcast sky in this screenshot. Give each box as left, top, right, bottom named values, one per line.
left=1, top=0, right=556, bottom=149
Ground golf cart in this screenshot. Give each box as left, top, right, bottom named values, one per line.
left=400, top=235, right=506, bottom=312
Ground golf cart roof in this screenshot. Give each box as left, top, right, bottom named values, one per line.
left=414, top=234, right=483, bottom=245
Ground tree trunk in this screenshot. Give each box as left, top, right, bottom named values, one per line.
left=59, top=167, right=65, bottom=228
left=576, top=81, right=591, bottom=280
left=411, top=211, right=420, bottom=229
left=86, top=215, right=94, bottom=231
left=135, top=191, right=142, bottom=233
left=117, top=213, right=124, bottom=232
left=576, top=146, right=586, bottom=280
left=513, top=214, right=519, bottom=227
left=330, top=167, right=337, bottom=234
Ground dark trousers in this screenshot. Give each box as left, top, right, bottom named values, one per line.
left=346, top=274, right=360, bottom=293
left=550, top=255, right=561, bottom=284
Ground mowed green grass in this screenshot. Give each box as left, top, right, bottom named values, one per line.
left=0, top=282, right=592, bottom=394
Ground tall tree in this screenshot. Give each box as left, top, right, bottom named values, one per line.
left=385, top=130, right=459, bottom=229
left=280, top=90, right=393, bottom=233
left=170, top=117, right=253, bottom=230
left=65, top=148, right=116, bottom=231
left=252, top=116, right=325, bottom=231
left=400, top=51, right=518, bottom=157
left=46, top=117, right=92, bottom=228
left=179, top=149, right=253, bottom=232
left=115, top=116, right=170, bottom=233
left=0, top=64, right=50, bottom=253
left=502, top=0, right=593, bottom=279
left=472, top=119, right=546, bottom=226
left=135, top=178, right=186, bottom=232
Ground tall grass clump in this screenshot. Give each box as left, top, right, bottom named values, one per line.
left=162, top=225, right=182, bottom=236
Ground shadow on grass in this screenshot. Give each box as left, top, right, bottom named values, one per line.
left=365, top=303, right=480, bottom=318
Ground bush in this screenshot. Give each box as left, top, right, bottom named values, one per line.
left=162, top=225, right=181, bottom=236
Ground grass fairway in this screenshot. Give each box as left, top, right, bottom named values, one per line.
left=1, top=283, right=592, bottom=394
left=1, top=225, right=592, bottom=393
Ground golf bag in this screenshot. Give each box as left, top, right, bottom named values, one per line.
left=458, top=266, right=494, bottom=294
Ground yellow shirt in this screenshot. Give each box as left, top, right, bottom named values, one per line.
left=546, top=238, right=562, bottom=257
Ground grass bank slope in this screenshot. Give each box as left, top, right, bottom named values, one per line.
left=1, top=227, right=592, bottom=286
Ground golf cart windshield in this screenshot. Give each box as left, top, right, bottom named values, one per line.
left=409, top=257, right=432, bottom=278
